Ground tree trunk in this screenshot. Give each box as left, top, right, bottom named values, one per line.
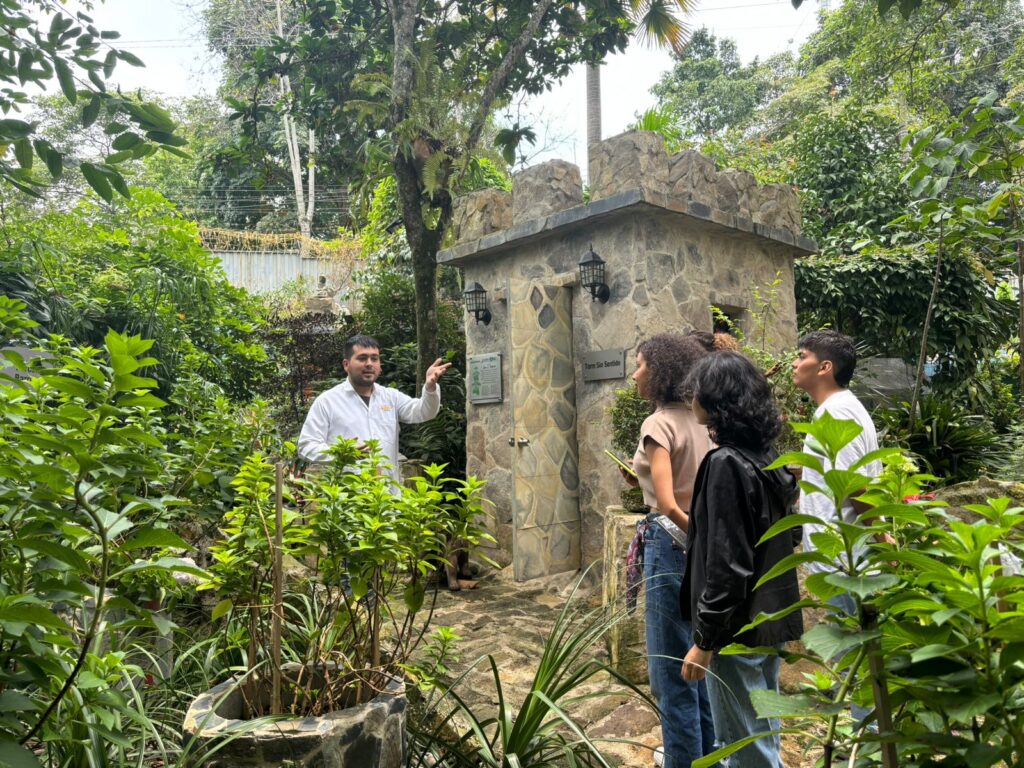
left=909, top=219, right=945, bottom=432
left=277, top=0, right=314, bottom=247
left=392, top=152, right=442, bottom=387
left=586, top=62, right=602, bottom=183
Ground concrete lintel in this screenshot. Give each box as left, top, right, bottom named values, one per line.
left=438, top=188, right=817, bottom=266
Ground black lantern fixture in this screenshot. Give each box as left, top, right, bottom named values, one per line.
left=463, top=281, right=492, bottom=325
left=579, top=245, right=610, bottom=303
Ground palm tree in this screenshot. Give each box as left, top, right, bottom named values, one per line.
left=586, top=0, right=693, bottom=181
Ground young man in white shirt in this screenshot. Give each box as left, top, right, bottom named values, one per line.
left=792, top=329, right=881, bottom=576
left=792, top=329, right=882, bottom=726
left=297, top=334, right=451, bottom=487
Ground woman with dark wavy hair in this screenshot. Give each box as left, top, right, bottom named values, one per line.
left=626, top=333, right=715, bottom=768
left=680, top=352, right=802, bottom=768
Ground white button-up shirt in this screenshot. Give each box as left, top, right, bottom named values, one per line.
left=297, top=379, right=441, bottom=485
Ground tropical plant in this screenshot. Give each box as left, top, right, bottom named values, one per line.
left=0, top=321, right=206, bottom=765
left=696, top=413, right=1024, bottom=768
left=201, top=437, right=494, bottom=717
left=0, top=189, right=272, bottom=399
left=608, top=384, right=652, bottom=513
left=876, top=395, right=1008, bottom=485
left=0, top=1, right=185, bottom=199
left=795, top=246, right=1016, bottom=388
left=903, top=93, right=1024, bottom=411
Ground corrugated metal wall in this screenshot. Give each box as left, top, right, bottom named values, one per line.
left=212, top=250, right=344, bottom=294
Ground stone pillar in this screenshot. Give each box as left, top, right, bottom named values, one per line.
left=602, top=506, right=647, bottom=684
left=512, top=159, right=583, bottom=223
left=451, top=187, right=512, bottom=242
left=588, top=131, right=670, bottom=203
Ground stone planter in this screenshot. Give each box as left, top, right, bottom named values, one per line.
left=182, top=665, right=407, bottom=768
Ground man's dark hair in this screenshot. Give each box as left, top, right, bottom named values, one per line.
left=344, top=334, right=381, bottom=359
left=798, top=330, right=856, bottom=387
left=687, top=351, right=782, bottom=451
left=637, top=334, right=709, bottom=404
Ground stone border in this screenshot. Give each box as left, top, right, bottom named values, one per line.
left=439, top=188, right=817, bottom=267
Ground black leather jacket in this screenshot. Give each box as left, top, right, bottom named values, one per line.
left=680, top=444, right=803, bottom=652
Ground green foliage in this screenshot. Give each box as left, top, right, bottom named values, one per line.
left=796, top=246, right=1016, bottom=385
left=628, top=106, right=685, bottom=153
left=0, top=2, right=185, bottom=199
left=994, top=420, right=1024, bottom=481
left=0, top=188, right=271, bottom=399
left=651, top=28, right=794, bottom=141
left=608, top=385, right=653, bottom=457
left=0, top=325, right=209, bottom=762
left=714, top=415, right=1024, bottom=768
left=877, top=395, right=1008, bottom=485
left=202, top=438, right=494, bottom=715
left=789, top=104, right=908, bottom=253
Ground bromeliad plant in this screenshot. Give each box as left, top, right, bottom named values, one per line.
left=202, top=438, right=493, bottom=718
left=695, top=412, right=1024, bottom=768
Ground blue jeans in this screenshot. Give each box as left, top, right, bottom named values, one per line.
left=644, top=523, right=716, bottom=768
left=707, top=652, right=783, bottom=768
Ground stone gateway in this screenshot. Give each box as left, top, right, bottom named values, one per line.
left=440, top=131, right=815, bottom=582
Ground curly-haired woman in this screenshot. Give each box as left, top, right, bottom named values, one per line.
left=629, top=333, right=715, bottom=768
left=680, top=351, right=802, bottom=768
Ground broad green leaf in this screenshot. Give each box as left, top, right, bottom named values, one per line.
left=0, top=604, right=72, bottom=633
left=0, top=691, right=37, bottom=712
left=803, top=622, right=879, bottom=660
left=14, top=538, right=89, bottom=571
left=751, top=689, right=844, bottom=718
left=54, top=58, right=77, bottom=103
left=13, top=138, right=32, bottom=169
left=120, top=528, right=190, bottom=551
left=823, top=573, right=899, bottom=598
left=112, top=557, right=207, bottom=580
left=211, top=599, right=233, bottom=620
left=80, top=161, right=113, bottom=201
left=0, top=739, right=42, bottom=768
left=946, top=692, right=1002, bottom=723
left=758, top=513, right=823, bottom=545
left=82, top=94, right=101, bottom=128
left=754, top=551, right=831, bottom=589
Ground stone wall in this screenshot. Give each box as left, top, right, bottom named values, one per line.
left=443, top=131, right=813, bottom=578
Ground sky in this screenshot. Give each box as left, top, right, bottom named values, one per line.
left=61, top=0, right=823, bottom=177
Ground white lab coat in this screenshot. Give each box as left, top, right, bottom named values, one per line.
left=297, top=379, right=440, bottom=485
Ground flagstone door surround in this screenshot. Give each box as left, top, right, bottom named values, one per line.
left=508, top=279, right=580, bottom=581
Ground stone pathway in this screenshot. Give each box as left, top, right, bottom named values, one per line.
left=423, top=568, right=661, bottom=766
left=424, top=568, right=817, bottom=768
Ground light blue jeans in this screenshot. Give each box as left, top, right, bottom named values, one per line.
left=707, top=651, right=784, bottom=768
left=644, top=523, right=716, bottom=768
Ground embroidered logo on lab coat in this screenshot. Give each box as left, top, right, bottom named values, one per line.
left=380, top=404, right=393, bottom=412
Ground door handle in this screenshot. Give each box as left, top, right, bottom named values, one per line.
left=517, top=437, right=530, bottom=447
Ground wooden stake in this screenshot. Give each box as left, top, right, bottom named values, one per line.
left=271, top=462, right=285, bottom=716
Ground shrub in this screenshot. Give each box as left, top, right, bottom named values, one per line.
left=876, top=395, right=1007, bottom=486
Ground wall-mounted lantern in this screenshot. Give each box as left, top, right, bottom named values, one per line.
left=463, top=281, right=492, bottom=325
left=579, top=245, right=610, bottom=303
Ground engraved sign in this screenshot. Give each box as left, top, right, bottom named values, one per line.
left=1, top=347, right=48, bottom=383
left=468, top=352, right=503, bottom=404
left=582, top=349, right=626, bottom=382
